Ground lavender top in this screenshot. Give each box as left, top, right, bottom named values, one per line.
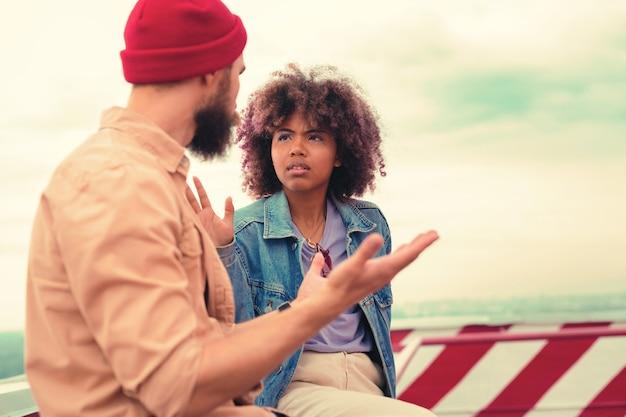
left=293, top=199, right=372, bottom=353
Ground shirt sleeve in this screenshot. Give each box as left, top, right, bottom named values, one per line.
left=49, top=163, right=202, bottom=417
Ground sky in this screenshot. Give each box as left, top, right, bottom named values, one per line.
left=1, top=0, right=625, bottom=330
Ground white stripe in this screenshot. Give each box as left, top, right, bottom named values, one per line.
left=395, top=328, right=459, bottom=395
left=0, top=381, right=30, bottom=395
left=396, top=326, right=469, bottom=344
left=524, top=334, right=626, bottom=417
left=394, top=335, right=423, bottom=380
left=433, top=324, right=559, bottom=415
left=504, top=323, right=563, bottom=334
left=396, top=345, right=445, bottom=395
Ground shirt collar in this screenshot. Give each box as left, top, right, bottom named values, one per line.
left=262, top=190, right=375, bottom=239
left=99, top=107, right=189, bottom=176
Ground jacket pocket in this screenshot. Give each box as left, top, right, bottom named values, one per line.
left=179, top=217, right=203, bottom=258
left=373, top=285, right=393, bottom=308
left=373, top=285, right=393, bottom=329
left=250, top=280, right=289, bottom=315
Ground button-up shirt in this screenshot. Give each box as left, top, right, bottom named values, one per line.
left=25, top=107, right=260, bottom=417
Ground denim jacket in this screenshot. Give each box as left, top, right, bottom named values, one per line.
left=217, top=190, right=396, bottom=407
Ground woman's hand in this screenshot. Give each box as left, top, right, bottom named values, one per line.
left=186, top=176, right=234, bottom=247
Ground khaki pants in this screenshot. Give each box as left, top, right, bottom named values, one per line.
left=277, top=352, right=436, bottom=417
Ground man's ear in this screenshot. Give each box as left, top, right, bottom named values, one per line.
left=201, top=72, right=218, bottom=88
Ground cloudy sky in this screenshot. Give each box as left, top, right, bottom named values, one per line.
left=1, top=0, right=625, bottom=330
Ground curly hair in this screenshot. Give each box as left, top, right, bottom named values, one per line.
left=236, top=63, right=386, bottom=199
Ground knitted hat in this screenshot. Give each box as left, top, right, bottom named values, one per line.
left=120, top=0, right=247, bottom=84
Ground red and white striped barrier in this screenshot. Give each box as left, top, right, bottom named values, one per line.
left=391, top=321, right=626, bottom=417
left=3, top=321, right=625, bottom=417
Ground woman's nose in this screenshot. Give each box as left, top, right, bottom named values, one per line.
left=289, top=136, right=306, bottom=156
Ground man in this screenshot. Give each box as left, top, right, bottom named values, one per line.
left=25, top=0, right=438, bottom=416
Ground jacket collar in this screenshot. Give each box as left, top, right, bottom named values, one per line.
left=263, top=191, right=297, bottom=239
left=330, top=194, right=376, bottom=234
left=262, top=190, right=375, bottom=239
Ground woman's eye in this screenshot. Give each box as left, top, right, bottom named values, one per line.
left=277, top=133, right=290, bottom=141
left=308, top=135, right=322, bottom=141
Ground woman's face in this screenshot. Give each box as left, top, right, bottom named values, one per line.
left=271, top=111, right=341, bottom=195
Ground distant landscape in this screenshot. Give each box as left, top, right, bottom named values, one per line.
left=2, top=292, right=625, bottom=379
left=0, top=332, right=24, bottom=379
left=392, top=292, right=626, bottom=322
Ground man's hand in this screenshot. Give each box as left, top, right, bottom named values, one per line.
left=190, top=229, right=437, bottom=416
left=185, top=176, right=234, bottom=247
left=297, top=253, right=327, bottom=300
left=305, top=231, right=439, bottom=314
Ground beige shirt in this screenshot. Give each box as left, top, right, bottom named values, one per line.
left=26, top=107, right=261, bottom=417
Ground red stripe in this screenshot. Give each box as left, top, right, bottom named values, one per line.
left=398, top=325, right=509, bottom=408
left=476, top=322, right=611, bottom=417
left=578, top=366, right=626, bottom=417
left=391, top=329, right=412, bottom=352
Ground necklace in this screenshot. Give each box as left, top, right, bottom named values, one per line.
left=297, top=205, right=326, bottom=248
left=303, top=219, right=325, bottom=249
left=300, top=218, right=333, bottom=277
left=294, top=204, right=332, bottom=275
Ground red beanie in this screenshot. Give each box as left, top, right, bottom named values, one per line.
left=120, top=0, right=247, bottom=84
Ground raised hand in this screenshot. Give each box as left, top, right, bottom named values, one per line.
left=297, top=253, right=327, bottom=300
left=185, top=176, right=234, bottom=247
left=316, top=231, right=439, bottom=312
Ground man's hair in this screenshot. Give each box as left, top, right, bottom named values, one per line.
left=237, top=64, right=386, bottom=199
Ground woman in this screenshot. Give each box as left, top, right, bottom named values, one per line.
left=188, top=64, right=434, bottom=417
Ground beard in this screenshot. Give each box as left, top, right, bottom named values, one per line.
left=188, top=78, right=239, bottom=160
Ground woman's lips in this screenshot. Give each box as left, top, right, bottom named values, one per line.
left=287, top=162, right=310, bottom=175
